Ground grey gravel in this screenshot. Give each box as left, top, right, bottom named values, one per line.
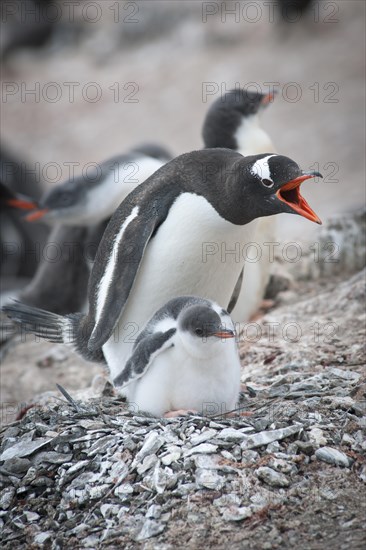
left=315, top=447, right=352, bottom=468
left=0, top=269, right=365, bottom=548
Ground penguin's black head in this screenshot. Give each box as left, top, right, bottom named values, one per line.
left=224, top=88, right=274, bottom=117
left=25, top=182, right=86, bottom=222
left=179, top=305, right=235, bottom=341
left=202, top=88, right=275, bottom=149
left=233, top=153, right=322, bottom=224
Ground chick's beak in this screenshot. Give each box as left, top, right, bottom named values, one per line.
left=276, top=171, right=323, bottom=224
left=212, top=328, right=236, bottom=339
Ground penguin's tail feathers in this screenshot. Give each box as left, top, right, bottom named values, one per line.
left=2, top=301, right=76, bottom=345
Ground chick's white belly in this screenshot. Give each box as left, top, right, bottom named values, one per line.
left=103, top=193, right=257, bottom=379
left=126, top=344, right=241, bottom=417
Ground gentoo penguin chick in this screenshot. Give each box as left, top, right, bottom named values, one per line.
left=112, top=296, right=240, bottom=417
left=202, top=87, right=277, bottom=322
left=17, top=144, right=172, bottom=226
left=4, top=149, right=323, bottom=381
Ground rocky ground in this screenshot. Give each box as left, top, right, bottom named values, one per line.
left=1, top=267, right=365, bottom=549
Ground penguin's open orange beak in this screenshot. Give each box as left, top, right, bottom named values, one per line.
left=276, top=171, right=322, bottom=224
left=24, top=208, right=50, bottom=222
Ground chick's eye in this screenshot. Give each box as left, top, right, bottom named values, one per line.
left=195, top=328, right=204, bottom=337
left=262, top=178, right=274, bottom=188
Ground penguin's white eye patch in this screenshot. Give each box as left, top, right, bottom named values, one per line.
left=250, top=155, right=277, bottom=186
left=262, top=178, right=274, bottom=188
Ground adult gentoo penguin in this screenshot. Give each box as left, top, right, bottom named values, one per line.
left=202, top=87, right=277, bottom=322
left=12, top=144, right=172, bottom=226
left=4, top=149, right=322, bottom=382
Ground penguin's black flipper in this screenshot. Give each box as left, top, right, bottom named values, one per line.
left=87, top=184, right=177, bottom=352
left=227, top=267, right=244, bottom=314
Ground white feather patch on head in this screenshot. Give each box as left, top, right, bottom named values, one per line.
left=95, top=206, right=139, bottom=325
left=250, top=154, right=277, bottom=183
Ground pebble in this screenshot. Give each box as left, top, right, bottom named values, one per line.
left=255, top=467, right=290, bottom=488
left=189, top=429, right=217, bottom=446
left=0, top=438, right=53, bottom=461
left=34, top=532, right=52, bottom=544
left=268, top=458, right=295, bottom=475
left=315, top=447, right=352, bottom=467
left=133, top=431, right=164, bottom=465
left=222, top=506, right=253, bottom=521
left=213, top=493, right=241, bottom=508
left=161, top=451, right=181, bottom=466
left=241, top=424, right=302, bottom=450
left=185, top=443, right=218, bottom=456
left=0, top=487, right=15, bottom=509
left=195, top=468, right=225, bottom=490
left=326, top=368, right=361, bottom=382
left=134, top=519, right=165, bottom=541
left=216, top=428, right=248, bottom=442
left=0, top=457, right=31, bottom=476
left=24, top=511, right=40, bottom=522
left=309, top=428, right=327, bottom=447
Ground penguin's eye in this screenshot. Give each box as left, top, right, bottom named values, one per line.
left=195, top=328, right=204, bottom=337
left=262, top=178, right=274, bottom=188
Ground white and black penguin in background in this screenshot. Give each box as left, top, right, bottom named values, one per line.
left=1, top=144, right=172, bottom=317
left=202, top=87, right=277, bottom=322
left=12, top=144, right=172, bottom=226
left=4, top=149, right=322, bottom=386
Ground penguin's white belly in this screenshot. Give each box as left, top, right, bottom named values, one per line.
left=126, top=341, right=241, bottom=417
left=103, top=193, right=257, bottom=378
left=231, top=216, right=276, bottom=323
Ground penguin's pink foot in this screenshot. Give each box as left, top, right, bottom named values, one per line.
left=164, top=409, right=198, bottom=418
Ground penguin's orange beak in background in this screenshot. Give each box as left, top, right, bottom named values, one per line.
left=5, top=198, right=38, bottom=210
left=261, top=90, right=277, bottom=106
left=24, top=208, right=50, bottom=222
left=276, top=171, right=323, bottom=224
